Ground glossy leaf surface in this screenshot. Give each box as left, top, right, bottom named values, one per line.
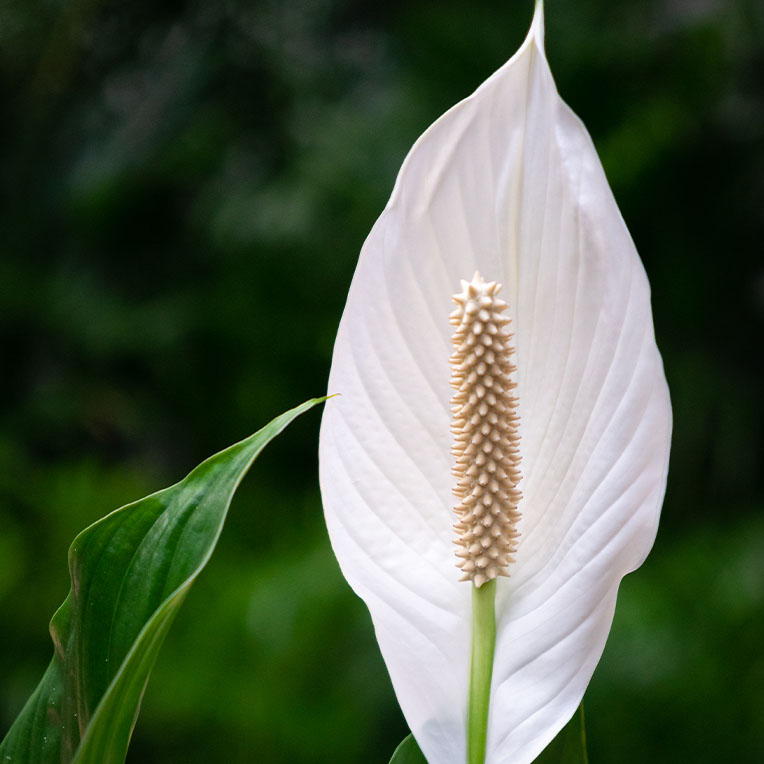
left=389, top=734, right=429, bottom=764
left=0, top=398, right=325, bottom=764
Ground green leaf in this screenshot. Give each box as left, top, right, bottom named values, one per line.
left=534, top=704, right=589, bottom=764
left=389, top=734, right=428, bottom=764
left=387, top=703, right=587, bottom=764
left=0, top=398, right=325, bottom=764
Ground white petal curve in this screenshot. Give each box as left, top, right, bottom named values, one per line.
left=318, top=4, right=671, bottom=764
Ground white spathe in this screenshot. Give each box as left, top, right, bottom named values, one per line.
left=318, top=3, right=672, bottom=763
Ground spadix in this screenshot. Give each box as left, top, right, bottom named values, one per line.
left=450, top=272, right=522, bottom=589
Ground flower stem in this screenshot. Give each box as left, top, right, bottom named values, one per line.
left=468, top=578, right=496, bottom=764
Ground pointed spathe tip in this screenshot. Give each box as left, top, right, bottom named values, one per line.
left=528, top=0, right=545, bottom=49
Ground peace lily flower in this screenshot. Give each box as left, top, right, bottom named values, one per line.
left=318, top=3, right=671, bottom=764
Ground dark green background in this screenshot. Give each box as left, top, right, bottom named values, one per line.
left=1, top=0, right=762, bottom=762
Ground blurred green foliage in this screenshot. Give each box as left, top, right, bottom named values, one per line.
left=0, top=0, right=762, bottom=762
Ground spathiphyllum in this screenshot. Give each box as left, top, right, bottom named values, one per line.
left=318, top=3, right=672, bottom=763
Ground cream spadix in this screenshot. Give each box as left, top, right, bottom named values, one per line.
left=318, top=2, right=672, bottom=763
left=450, top=272, right=522, bottom=587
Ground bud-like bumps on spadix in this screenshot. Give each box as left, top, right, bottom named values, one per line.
left=450, top=272, right=522, bottom=588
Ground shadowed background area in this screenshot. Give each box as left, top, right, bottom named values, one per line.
left=0, top=0, right=762, bottom=762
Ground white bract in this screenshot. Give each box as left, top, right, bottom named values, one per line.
left=318, top=3, right=671, bottom=763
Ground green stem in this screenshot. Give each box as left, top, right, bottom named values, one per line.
left=467, top=578, right=497, bottom=764
left=579, top=704, right=589, bottom=764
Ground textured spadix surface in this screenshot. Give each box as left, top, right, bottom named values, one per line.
left=450, top=273, right=522, bottom=587
left=318, top=4, right=671, bottom=764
